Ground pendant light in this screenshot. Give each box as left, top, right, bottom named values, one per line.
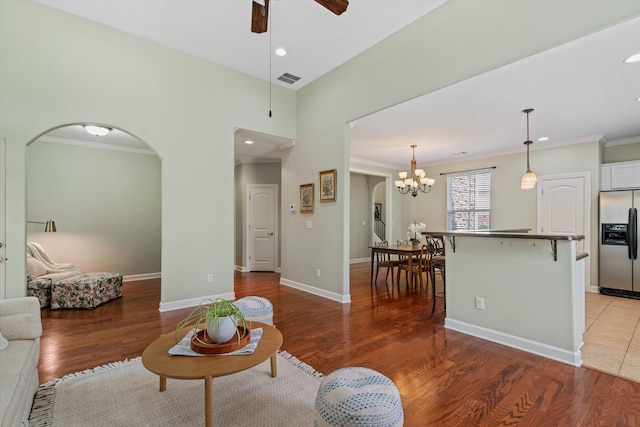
left=520, top=108, right=537, bottom=190
left=395, top=145, right=435, bottom=197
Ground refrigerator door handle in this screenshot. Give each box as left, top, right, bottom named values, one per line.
left=631, top=207, right=638, bottom=260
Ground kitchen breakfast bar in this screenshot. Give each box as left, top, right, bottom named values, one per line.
left=423, top=230, right=587, bottom=366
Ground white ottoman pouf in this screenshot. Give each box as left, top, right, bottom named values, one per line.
left=233, top=296, right=273, bottom=325
left=314, top=367, right=404, bottom=427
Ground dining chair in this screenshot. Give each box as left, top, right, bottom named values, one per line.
left=396, top=245, right=429, bottom=293
left=374, top=241, right=399, bottom=292
left=425, top=238, right=446, bottom=313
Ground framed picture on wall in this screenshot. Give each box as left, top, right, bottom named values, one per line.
left=300, top=183, right=314, bottom=213
left=319, top=169, right=337, bottom=202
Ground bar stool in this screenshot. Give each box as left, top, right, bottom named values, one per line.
left=426, top=238, right=446, bottom=313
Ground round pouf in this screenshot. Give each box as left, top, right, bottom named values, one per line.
left=314, top=367, right=403, bottom=427
left=233, top=296, right=273, bottom=325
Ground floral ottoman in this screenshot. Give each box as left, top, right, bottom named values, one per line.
left=51, top=272, right=123, bottom=309
left=26, top=277, right=52, bottom=308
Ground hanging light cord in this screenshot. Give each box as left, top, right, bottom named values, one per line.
left=524, top=109, right=533, bottom=172
left=268, top=3, right=272, bottom=118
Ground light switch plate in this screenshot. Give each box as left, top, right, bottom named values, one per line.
left=306, top=220, right=313, bottom=229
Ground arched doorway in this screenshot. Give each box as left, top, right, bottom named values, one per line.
left=25, top=123, right=161, bottom=285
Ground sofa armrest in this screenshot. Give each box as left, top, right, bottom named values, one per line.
left=0, top=296, right=42, bottom=340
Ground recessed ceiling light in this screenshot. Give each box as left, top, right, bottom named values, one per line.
left=83, top=125, right=112, bottom=137
left=538, top=137, right=549, bottom=142
left=245, top=140, right=254, bottom=145
left=275, top=47, right=287, bottom=56
left=623, top=52, right=640, bottom=63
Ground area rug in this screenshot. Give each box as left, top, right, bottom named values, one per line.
left=29, top=351, right=322, bottom=426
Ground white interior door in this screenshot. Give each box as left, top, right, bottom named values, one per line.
left=247, top=185, right=277, bottom=271
left=0, top=139, right=5, bottom=299
left=537, top=172, right=590, bottom=287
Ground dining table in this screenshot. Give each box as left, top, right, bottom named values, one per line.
left=369, top=244, right=425, bottom=291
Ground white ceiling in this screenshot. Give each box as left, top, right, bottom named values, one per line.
left=33, top=1, right=640, bottom=168
left=34, top=0, right=445, bottom=90
left=350, top=13, right=640, bottom=170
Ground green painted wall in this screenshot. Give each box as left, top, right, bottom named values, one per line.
left=289, top=0, right=640, bottom=299
left=27, top=141, right=161, bottom=276
left=0, top=1, right=296, bottom=304
left=603, top=141, right=640, bottom=163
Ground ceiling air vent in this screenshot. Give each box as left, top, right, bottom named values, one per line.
left=277, top=73, right=301, bottom=84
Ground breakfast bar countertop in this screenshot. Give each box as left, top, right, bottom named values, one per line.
left=422, top=229, right=585, bottom=241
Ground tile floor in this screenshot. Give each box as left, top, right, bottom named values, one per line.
left=583, top=291, right=640, bottom=382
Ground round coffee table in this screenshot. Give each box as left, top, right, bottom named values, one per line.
left=142, top=322, right=283, bottom=427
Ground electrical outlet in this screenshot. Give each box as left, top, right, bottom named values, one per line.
left=475, top=297, right=485, bottom=310
left=207, top=274, right=213, bottom=283
left=316, top=269, right=321, bottom=277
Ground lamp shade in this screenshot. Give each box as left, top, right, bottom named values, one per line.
left=521, top=171, right=537, bottom=190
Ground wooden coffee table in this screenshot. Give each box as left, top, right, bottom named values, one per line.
left=141, top=322, right=283, bottom=427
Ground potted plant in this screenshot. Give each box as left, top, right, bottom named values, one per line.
left=175, top=298, right=247, bottom=344
left=407, top=222, right=427, bottom=247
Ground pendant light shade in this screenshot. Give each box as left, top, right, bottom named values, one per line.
left=521, top=169, right=537, bottom=190
left=520, top=109, right=537, bottom=190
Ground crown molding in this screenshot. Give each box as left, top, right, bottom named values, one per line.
left=600, top=136, right=640, bottom=147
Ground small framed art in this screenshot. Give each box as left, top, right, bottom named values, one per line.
left=300, top=183, right=314, bottom=213
left=319, top=169, right=337, bottom=202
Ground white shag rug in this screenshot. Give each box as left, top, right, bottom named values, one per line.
left=29, top=351, right=322, bottom=427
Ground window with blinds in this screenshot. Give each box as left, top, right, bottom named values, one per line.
left=447, top=172, right=491, bottom=230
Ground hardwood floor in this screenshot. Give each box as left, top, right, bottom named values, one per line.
left=38, top=263, right=640, bottom=426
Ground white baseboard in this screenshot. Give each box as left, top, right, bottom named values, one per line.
left=123, top=272, right=161, bottom=282
left=444, top=318, right=582, bottom=367
left=235, top=265, right=282, bottom=273
left=349, top=258, right=369, bottom=264
left=279, top=277, right=350, bottom=303
left=588, top=285, right=599, bottom=293
left=158, top=291, right=236, bottom=312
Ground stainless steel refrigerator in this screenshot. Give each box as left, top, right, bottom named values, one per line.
left=599, top=190, right=639, bottom=297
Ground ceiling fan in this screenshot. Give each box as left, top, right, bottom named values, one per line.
left=251, top=0, right=349, bottom=33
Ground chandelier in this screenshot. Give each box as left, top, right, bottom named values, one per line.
left=395, top=145, right=435, bottom=197
left=520, top=108, right=537, bottom=190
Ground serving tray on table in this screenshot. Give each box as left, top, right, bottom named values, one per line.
left=190, top=327, right=251, bottom=354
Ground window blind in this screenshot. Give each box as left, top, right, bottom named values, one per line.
left=447, top=172, right=491, bottom=231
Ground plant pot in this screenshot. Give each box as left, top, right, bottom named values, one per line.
left=206, top=316, right=238, bottom=343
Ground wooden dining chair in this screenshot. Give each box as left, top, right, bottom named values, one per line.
left=396, top=245, right=429, bottom=293
left=374, top=241, right=399, bottom=292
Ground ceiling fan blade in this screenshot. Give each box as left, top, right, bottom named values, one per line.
left=314, top=0, right=349, bottom=15
left=251, top=0, right=269, bottom=34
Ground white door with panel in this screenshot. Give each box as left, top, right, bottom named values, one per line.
left=247, top=185, right=278, bottom=272
left=537, top=173, right=590, bottom=287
